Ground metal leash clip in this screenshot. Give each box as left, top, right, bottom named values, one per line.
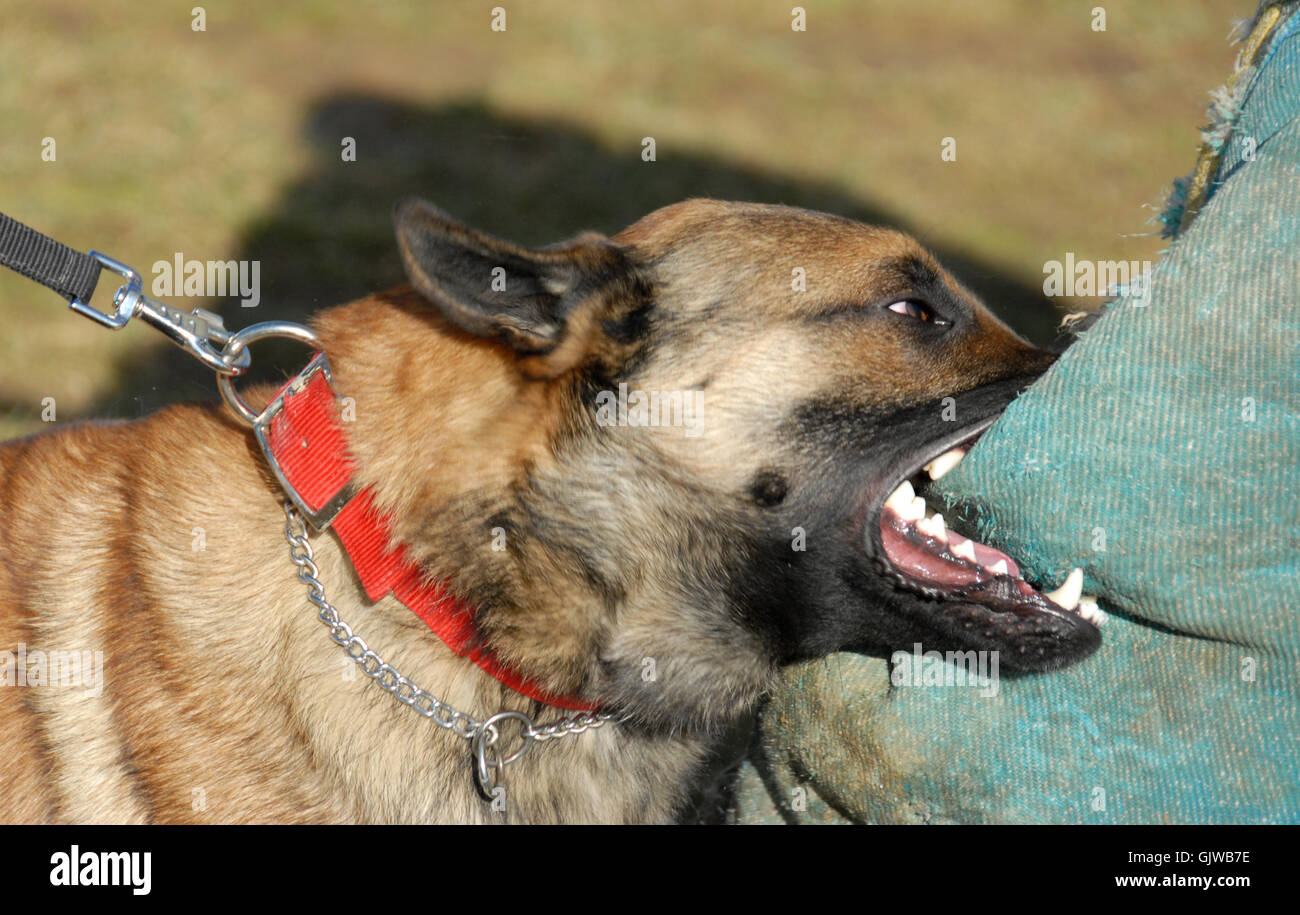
left=68, top=251, right=251, bottom=376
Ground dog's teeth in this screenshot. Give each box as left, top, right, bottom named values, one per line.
left=951, top=539, right=977, bottom=562
left=901, top=495, right=927, bottom=522
left=884, top=480, right=915, bottom=514
left=1045, top=568, right=1083, bottom=611
left=916, top=513, right=947, bottom=542
left=924, top=449, right=966, bottom=481
left=1078, top=596, right=1108, bottom=626
left=987, top=559, right=1008, bottom=576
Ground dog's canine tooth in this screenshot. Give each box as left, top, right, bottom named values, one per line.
left=1078, top=596, right=1108, bottom=626
left=987, top=559, right=1008, bottom=576
left=1045, top=568, right=1084, bottom=611
left=884, top=480, right=915, bottom=514
left=951, top=539, right=977, bottom=562
left=916, top=513, right=947, bottom=542
left=923, top=448, right=966, bottom=481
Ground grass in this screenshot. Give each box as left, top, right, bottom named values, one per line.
left=0, top=0, right=1245, bottom=439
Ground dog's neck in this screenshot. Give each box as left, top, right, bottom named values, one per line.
left=309, top=289, right=587, bottom=685
left=308, top=288, right=777, bottom=732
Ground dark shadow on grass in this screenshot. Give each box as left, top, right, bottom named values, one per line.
left=83, top=93, right=1064, bottom=420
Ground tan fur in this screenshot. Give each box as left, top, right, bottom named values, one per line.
left=0, top=200, right=1048, bottom=823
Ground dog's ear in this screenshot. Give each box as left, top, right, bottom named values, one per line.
left=394, top=197, right=634, bottom=376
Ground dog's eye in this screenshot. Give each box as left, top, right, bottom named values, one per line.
left=886, top=300, right=945, bottom=324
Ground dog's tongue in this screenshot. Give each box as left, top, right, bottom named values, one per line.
left=880, top=515, right=1021, bottom=589
left=871, top=457, right=1102, bottom=627
left=949, top=531, right=1020, bottom=576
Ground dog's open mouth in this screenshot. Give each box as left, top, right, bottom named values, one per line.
left=864, top=424, right=1104, bottom=669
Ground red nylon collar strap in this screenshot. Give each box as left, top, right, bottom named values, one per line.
left=257, top=354, right=596, bottom=712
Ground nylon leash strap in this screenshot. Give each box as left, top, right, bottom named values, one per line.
left=0, top=210, right=101, bottom=305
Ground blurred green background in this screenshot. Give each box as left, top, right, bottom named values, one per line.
left=0, top=0, right=1247, bottom=439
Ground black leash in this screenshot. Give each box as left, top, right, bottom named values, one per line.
left=0, top=209, right=250, bottom=374
left=0, top=210, right=101, bottom=305
left=0, top=209, right=336, bottom=453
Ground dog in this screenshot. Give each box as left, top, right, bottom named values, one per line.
left=0, top=198, right=1100, bottom=823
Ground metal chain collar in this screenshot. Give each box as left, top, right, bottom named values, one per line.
left=60, top=252, right=616, bottom=798
left=282, top=501, right=614, bottom=797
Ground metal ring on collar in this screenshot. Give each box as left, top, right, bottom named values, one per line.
left=472, top=710, right=535, bottom=797
left=216, top=321, right=321, bottom=424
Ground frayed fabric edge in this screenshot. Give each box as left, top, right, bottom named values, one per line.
left=1159, top=1, right=1294, bottom=237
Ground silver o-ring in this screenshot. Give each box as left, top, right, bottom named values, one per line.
left=216, top=322, right=322, bottom=424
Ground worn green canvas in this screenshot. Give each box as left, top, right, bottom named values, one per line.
left=732, top=6, right=1300, bottom=824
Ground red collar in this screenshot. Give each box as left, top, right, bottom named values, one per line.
left=255, top=354, right=596, bottom=712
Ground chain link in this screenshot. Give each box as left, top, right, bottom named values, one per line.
left=281, top=501, right=614, bottom=790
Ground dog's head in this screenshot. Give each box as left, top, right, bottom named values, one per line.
left=383, top=197, right=1099, bottom=730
